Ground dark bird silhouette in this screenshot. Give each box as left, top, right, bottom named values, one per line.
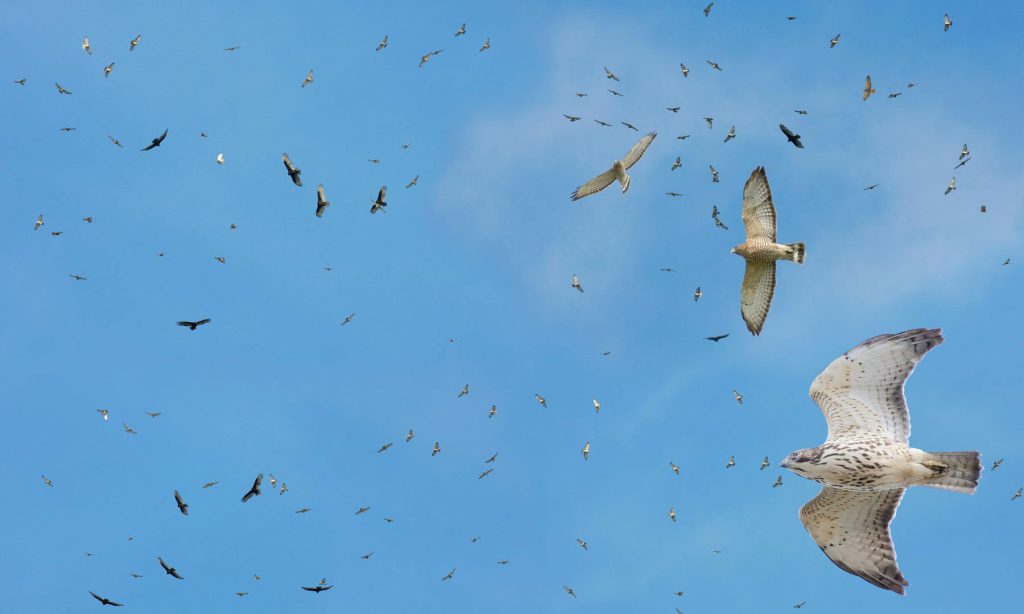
left=176, top=319, right=211, bottom=330
left=13, top=78, right=26, bottom=85
left=705, top=334, right=729, bottom=342
left=89, top=592, right=124, bottom=607
left=441, top=568, right=456, bottom=581
left=241, top=473, right=262, bottom=502
left=301, top=585, right=333, bottom=593
left=282, top=153, right=302, bottom=186
left=594, top=119, right=611, bottom=127
left=780, top=124, right=804, bottom=148
left=316, top=185, right=330, bottom=218
left=69, top=274, right=87, bottom=281
left=158, top=556, right=183, bottom=579
left=371, top=186, right=387, bottom=214
left=863, top=184, right=879, bottom=191
left=55, top=82, right=72, bottom=95
left=141, top=129, right=168, bottom=151
left=174, top=490, right=188, bottom=515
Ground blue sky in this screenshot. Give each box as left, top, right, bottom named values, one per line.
left=2, top=1, right=1023, bottom=612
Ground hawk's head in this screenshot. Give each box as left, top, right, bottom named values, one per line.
left=781, top=447, right=823, bottom=475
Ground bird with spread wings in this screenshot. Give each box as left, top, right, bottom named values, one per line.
left=782, top=329, right=980, bottom=595
left=571, top=132, right=656, bottom=201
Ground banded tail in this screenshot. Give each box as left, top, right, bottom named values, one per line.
left=786, top=242, right=806, bottom=264
left=924, top=451, right=981, bottom=494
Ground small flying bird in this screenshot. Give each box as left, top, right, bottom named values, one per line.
left=216, top=153, right=224, bottom=165
left=368, top=158, right=381, bottom=164
left=794, top=602, right=807, bottom=609
left=69, top=274, right=87, bottom=281
left=360, top=551, right=374, bottom=559
left=593, top=398, right=601, bottom=413
left=536, top=394, right=547, bottom=407
left=1004, top=258, right=1011, bottom=266
left=714, top=217, right=729, bottom=230
left=773, top=475, right=783, bottom=488
left=158, top=557, right=183, bottom=579
left=705, top=334, right=729, bottom=342
left=214, top=256, right=225, bottom=264
left=576, top=92, right=588, bottom=97
left=295, top=507, right=311, bottom=514
left=236, top=592, right=248, bottom=597
left=670, top=462, right=680, bottom=475
left=241, top=473, right=262, bottom=503
left=141, top=129, right=168, bottom=151
left=199, top=132, right=207, bottom=138
left=82, top=37, right=92, bottom=54
left=944, top=14, right=952, bottom=32
left=442, top=568, right=456, bottom=581
left=862, top=75, right=876, bottom=100
left=123, top=423, right=138, bottom=435
left=693, top=287, right=703, bottom=301
left=669, top=507, right=677, bottom=522
left=704, top=2, right=713, bottom=17
left=83, top=217, right=93, bottom=222
left=108, top=136, right=122, bottom=147
left=864, top=184, right=879, bottom=191
left=908, top=82, right=917, bottom=88
left=960, top=144, right=970, bottom=160
left=55, top=82, right=72, bottom=95
left=780, top=124, right=804, bottom=148
left=571, top=274, right=584, bottom=293
left=660, top=268, right=675, bottom=272
left=488, top=404, right=497, bottom=418
left=377, top=442, right=393, bottom=453
left=733, top=389, right=743, bottom=405
left=563, top=114, right=581, bottom=122
left=479, top=38, right=490, bottom=52
left=888, top=92, right=902, bottom=98
left=432, top=441, right=441, bottom=456
left=945, top=177, right=956, bottom=195
left=954, top=157, right=971, bottom=169
left=302, top=584, right=333, bottom=593
left=594, top=119, right=611, bottom=127
left=991, top=459, right=1004, bottom=471
left=564, top=586, right=578, bottom=598
left=666, top=192, right=682, bottom=197
left=301, top=69, right=314, bottom=87
left=608, top=89, right=623, bottom=97
left=370, top=186, right=387, bottom=214
left=51, top=231, right=63, bottom=236
left=667, top=107, right=680, bottom=113
left=129, top=34, right=141, bottom=51
left=279, top=483, right=287, bottom=496
left=223, top=46, right=240, bottom=51
left=60, top=127, right=76, bottom=132
left=726, top=455, right=735, bottom=468
left=341, top=313, right=355, bottom=326
left=671, top=157, right=682, bottom=170
left=571, top=131, right=656, bottom=200
left=980, top=205, right=986, bottom=213
left=830, top=33, right=841, bottom=48
left=174, top=490, right=188, bottom=515
left=795, top=109, right=808, bottom=115
left=376, top=35, right=388, bottom=51
left=42, top=475, right=53, bottom=487
left=761, top=456, right=770, bottom=470
left=707, top=60, right=722, bottom=71
left=710, top=164, right=719, bottom=182
left=497, top=560, right=510, bottom=565
left=406, top=429, right=414, bottom=442
left=604, top=66, right=619, bottom=81
left=13, top=78, right=26, bottom=85
left=89, top=592, right=124, bottom=607
left=621, top=122, right=639, bottom=133
left=485, top=451, right=499, bottom=463
left=1012, top=488, right=1022, bottom=501
left=458, top=384, right=469, bottom=398
left=680, top=63, right=689, bottom=77
left=97, top=409, right=109, bottom=421
left=104, top=62, right=114, bottom=77
left=419, top=49, right=443, bottom=67
left=724, top=125, right=736, bottom=143
left=455, top=23, right=466, bottom=36
left=478, top=468, right=493, bottom=479
left=316, top=184, right=330, bottom=217
left=355, top=506, right=371, bottom=515
left=406, top=175, right=419, bottom=188
left=674, top=591, right=685, bottom=597
left=202, top=482, right=218, bottom=489
left=177, top=319, right=211, bottom=330
left=581, top=441, right=590, bottom=460
left=384, top=517, right=395, bottom=522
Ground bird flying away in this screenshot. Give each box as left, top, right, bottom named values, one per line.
left=158, top=557, right=183, bottom=579
left=176, top=319, right=210, bottom=330
left=571, top=132, right=657, bottom=201
left=141, top=129, right=168, bottom=151
left=55, top=82, right=72, bottom=95
left=371, top=186, right=387, bottom=214
left=89, top=592, right=124, bottom=607
left=783, top=329, right=979, bottom=595
left=730, top=166, right=806, bottom=335
left=241, top=473, right=262, bottom=502
left=174, top=490, right=188, bottom=515
left=302, top=584, right=333, bottom=593
left=779, top=124, right=804, bottom=148
left=281, top=153, right=302, bottom=186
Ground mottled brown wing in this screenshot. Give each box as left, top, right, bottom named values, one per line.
left=809, top=328, right=942, bottom=443
left=800, top=487, right=908, bottom=595
left=740, top=260, right=775, bottom=335
left=741, top=166, right=776, bottom=241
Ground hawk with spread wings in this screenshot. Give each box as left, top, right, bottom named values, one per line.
left=782, top=329, right=980, bottom=595
left=571, top=132, right=656, bottom=201
left=730, top=167, right=805, bottom=335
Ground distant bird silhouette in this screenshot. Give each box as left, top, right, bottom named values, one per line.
left=479, top=38, right=490, bottom=52
left=295, top=507, right=311, bottom=514
left=564, top=586, right=578, bottom=598
left=55, top=82, right=72, bottom=95
left=302, top=584, right=333, bottom=593
left=432, top=441, right=441, bottom=456
left=705, top=334, right=729, bottom=342
left=158, top=556, right=183, bottom=579
left=441, top=568, right=456, bottom=581
left=141, top=129, right=168, bottom=151
left=97, top=409, right=109, bottom=421
left=478, top=468, right=494, bottom=479
left=571, top=274, right=584, bottom=293
left=830, top=33, right=840, bottom=48
left=316, top=185, right=330, bottom=218
left=780, top=124, right=804, bottom=148
left=89, top=592, right=124, bottom=607
left=104, top=62, right=114, bottom=78
left=301, top=70, right=314, bottom=87
left=726, top=455, right=735, bottom=468
left=724, top=125, right=736, bottom=142
left=581, top=441, right=590, bottom=460
left=177, top=319, right=211, bottom=330
left=604, top=66, right=619, bottom=81
left=241, top=473, right=262, bottom=503
left=707, top=60, right=722, bottom=71
left=761, top=456, right=770, bottom=470
left=693, top=287, right=703, bottom=301
left=123, top=423, right=138, bottom=435
left=376, top=35, right=388, bottom=51
left=405, top=175, right=419, bottom=188
left=174, top=490, right=188, bottom=515
left=991, top=459, right=1004, bottom=471
left=944, top=14, right=952, bottom=32
left=69, top=274, right=87, bottom=281
left=733, top=389, right=743, bottom=405
left=773, top=475, right=783, bottom=488
left=669, top=507, right=677, bottom=522
left=458, top=384, right=469, bottom=398
left=593, top=398, right=601, bottom=413
left=371, top=186, right=387, bottom=214
left=455, top=23, right=466, bottom=36
left=535, top=394, right=547, bottom=408
left=42, top=475, right=53, bottom=486
left=680, top=63, right=689, bottom=77
left=862, top=75, right=876, bottom=100
left=945, top=177, right=956, bottom=195
left=703, top=2, right=713, bottom=17
left=129, top=34, right=141, bottom=51
left=419, top=49, right=443, bottom=68
left=670, top=462, right=680, bottom=475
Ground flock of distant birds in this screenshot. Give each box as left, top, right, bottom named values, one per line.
left=19, top=7, right=1020, bottom=610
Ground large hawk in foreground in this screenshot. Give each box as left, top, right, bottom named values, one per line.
left=571, top=132, right=656, bottom=201
left=782, top=328, right=980, bottom=595
left=730, top=167, right=805, bottom=335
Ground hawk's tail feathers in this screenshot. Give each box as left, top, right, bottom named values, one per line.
left=925, top=451, right=981, bottom=494
left=786, top=242, right=806, bottom=264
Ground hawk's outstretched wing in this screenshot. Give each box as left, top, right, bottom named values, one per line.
left=809, top=328, right=942, bottom=443
left=800, top=487, right=908, bottom=595
left=741, top=166, right=777, bottom=241
left=621, top=131, right=657, bottom=170
left=740, top=260, right=775, bottom=336
left=571, top=167, right=618, bottom=201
